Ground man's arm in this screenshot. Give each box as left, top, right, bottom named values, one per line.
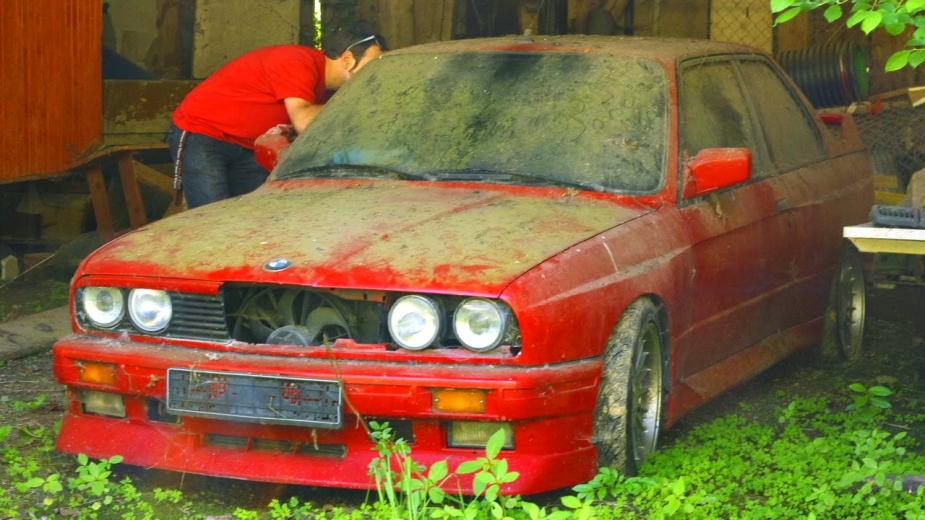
left=284, top=97, right=324, bottom=134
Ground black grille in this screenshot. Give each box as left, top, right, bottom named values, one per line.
left=76, top=288, right=231, bottom=342
left=166, top=292, right=231, bottom=341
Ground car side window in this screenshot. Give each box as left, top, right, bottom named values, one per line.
left=678, top=60, right=767, bottom=179
left=737, top=59, right=826, bottom=172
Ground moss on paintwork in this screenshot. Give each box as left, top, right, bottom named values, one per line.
left=87, top=180, right=643, bottom=293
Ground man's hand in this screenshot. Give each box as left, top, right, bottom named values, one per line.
left=284, top=97, right=324, bottom=134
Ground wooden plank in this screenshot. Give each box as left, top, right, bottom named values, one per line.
left=86, top=164, right=115, bottom=243
left=103, top=80, right=199, bottom=135
left=877, top=86, right=925, bottom=108
left=117, top=153, right=148, bottom=230
left=68, top=143, right=168, bottom=171
left=441, top=0, right=454, bottom=40
left=569, top=0, right=587, bottom=34
left=133, top=161, right=176, bottom=195
left=875, top=190, right=907, bottom=206
left=0, top=0, right=102, bottom=184
left=381, top=0, right=415, bottom=49
left=774, top=9, right=810, bottom=53
left=453, top=0, right=467, bottom=37
left=873, top=174, right=899, bottom=190
left=414, top=0, right=435, bottom=42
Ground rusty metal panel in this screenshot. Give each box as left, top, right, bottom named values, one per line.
left=0, top=0, right=102, bottom=184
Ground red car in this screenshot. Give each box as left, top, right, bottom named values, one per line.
left=53, top=35, right=872, bottom=494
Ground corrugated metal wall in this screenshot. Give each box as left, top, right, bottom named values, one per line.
left=0, top=0, right=102, bottom=184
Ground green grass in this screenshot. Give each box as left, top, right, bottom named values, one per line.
left=2, top=382, right=924, bottom=519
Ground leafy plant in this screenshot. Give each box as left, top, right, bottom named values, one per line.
left=67, top=453, right=123, bottom=511
left=770, top=0, right=925, bottom=70
left=847, top=383, right=893, bottom=411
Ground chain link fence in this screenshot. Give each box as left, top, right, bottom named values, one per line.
left=706, top=0, right=925, bottom=192
left=708, top=0, right=772, bottom=53
left=853, top=103, right=925, bottom=192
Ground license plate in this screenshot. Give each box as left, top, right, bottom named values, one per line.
left=166, top=369, right=342, bottom=428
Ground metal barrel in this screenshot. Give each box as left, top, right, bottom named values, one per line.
left=776, top=42, right=869, bottom=108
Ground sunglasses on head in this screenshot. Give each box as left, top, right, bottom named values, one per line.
left=344, top=35, right=384, bottom=55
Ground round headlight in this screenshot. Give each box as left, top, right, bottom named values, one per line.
left=454, top=299, right=508, bottom=352
left=388, top=295, right=441, bottom=350
left=82, top=287, right=124, bottom=328
left=128, top=289, right=172, bottom=333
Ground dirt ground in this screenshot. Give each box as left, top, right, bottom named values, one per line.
left=0, top=276, right=923, bottom=509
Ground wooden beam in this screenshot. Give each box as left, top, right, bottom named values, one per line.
left=441, top=0, right=454, bottom=40
left=774, top=10, right=810, bottom=53
left=116, top=152, right=148, bottom=230
left=380, top=0, right=415, bottom=49
left=86, top=164, right=115, bottom=243
left=132, top=161, right=175, bottom=195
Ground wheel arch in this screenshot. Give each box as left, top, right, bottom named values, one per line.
left=631, top=293, right=672, bottom=397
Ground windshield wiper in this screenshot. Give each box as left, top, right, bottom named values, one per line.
left=278, top=164, right=432, bottom=181
left=432, top=169, right=598, bottom=191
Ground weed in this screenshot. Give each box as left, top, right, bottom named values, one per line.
left=1, top=383, right=924, bottom=518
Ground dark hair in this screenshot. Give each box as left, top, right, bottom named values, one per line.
left=322, top=23, right=388, bottom=60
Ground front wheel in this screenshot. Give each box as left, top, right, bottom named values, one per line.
left=818, top=245, right=866, bottom=363
left=593, top=298, right=666, bottom=475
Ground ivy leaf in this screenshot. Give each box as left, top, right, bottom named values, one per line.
left=485, top=429, right=505, bottom=460
left=24, top=477, right=44, bottom=489
left=886, top=23, right=907, bottom=35
left=500, top=471, right=520, bottom=484
left=885, top=50, right=910, bottom=71
left=847, top=10, right=868, bottom=28
left=429, top=460, right=448, bottom=481
left=456, top=460, right=483, bottom=475
left=771, top=0, right=795, bottom=13
left=774, top=6, right=804, bottom=25
left=824, top=4, right=843, bottom=22
left=861, top=11, right=883, bottom=34
left=473, top=472, right=491, bottom=497
left=868, top=386, right=893, bottom=397
left=907, top=0, right=925, bottom=11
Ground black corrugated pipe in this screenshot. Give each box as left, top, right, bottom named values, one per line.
left=776, top=42, right=870, bottom=108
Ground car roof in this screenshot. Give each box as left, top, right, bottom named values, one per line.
left=386, top=34, right=765, bottom=63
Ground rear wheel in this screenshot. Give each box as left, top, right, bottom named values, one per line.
left=818, top=245, right=866, bottom=363
left=593, top=298, right=666, bottom=475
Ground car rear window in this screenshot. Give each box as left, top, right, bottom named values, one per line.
left=277, top=51, right=668, bottom=194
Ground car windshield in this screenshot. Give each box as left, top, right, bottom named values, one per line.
left=276, top=51, right=668, bottom=194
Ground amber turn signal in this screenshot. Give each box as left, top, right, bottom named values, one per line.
left=432, top=388, right=486, bottom=414
left=78, top=361, right=117, bottom=386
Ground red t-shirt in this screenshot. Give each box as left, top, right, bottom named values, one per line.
left=173, top=45, right=329, bottom=149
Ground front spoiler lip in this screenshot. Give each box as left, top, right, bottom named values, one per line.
left=53, top=336, right=603, bottom=494
left=52, top=336, right=603, bottom=421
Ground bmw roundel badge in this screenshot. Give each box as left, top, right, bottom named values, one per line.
left=263, top=258, right=292, bottom=272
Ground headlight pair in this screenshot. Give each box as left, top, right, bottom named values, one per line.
left=81, top=287, right=172, bottom=333
left=388, top=295, right=510, bottom=352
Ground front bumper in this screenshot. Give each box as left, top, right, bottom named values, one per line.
left=53, top=335, right=602, bottom=494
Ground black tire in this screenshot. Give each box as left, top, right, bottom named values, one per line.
left=818, top=245, right=866, bottom=363
left=593, top=298, right=666, bottom=475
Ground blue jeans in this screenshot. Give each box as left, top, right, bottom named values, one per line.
left=167, top=124, right=268, bottom=209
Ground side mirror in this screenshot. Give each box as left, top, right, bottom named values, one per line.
left=254, top=131, right=292, bottom=172
left=682, top=148, right=751, bottom=199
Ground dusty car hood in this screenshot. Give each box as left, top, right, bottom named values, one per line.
left=82, top=179, right=648, bottom=295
